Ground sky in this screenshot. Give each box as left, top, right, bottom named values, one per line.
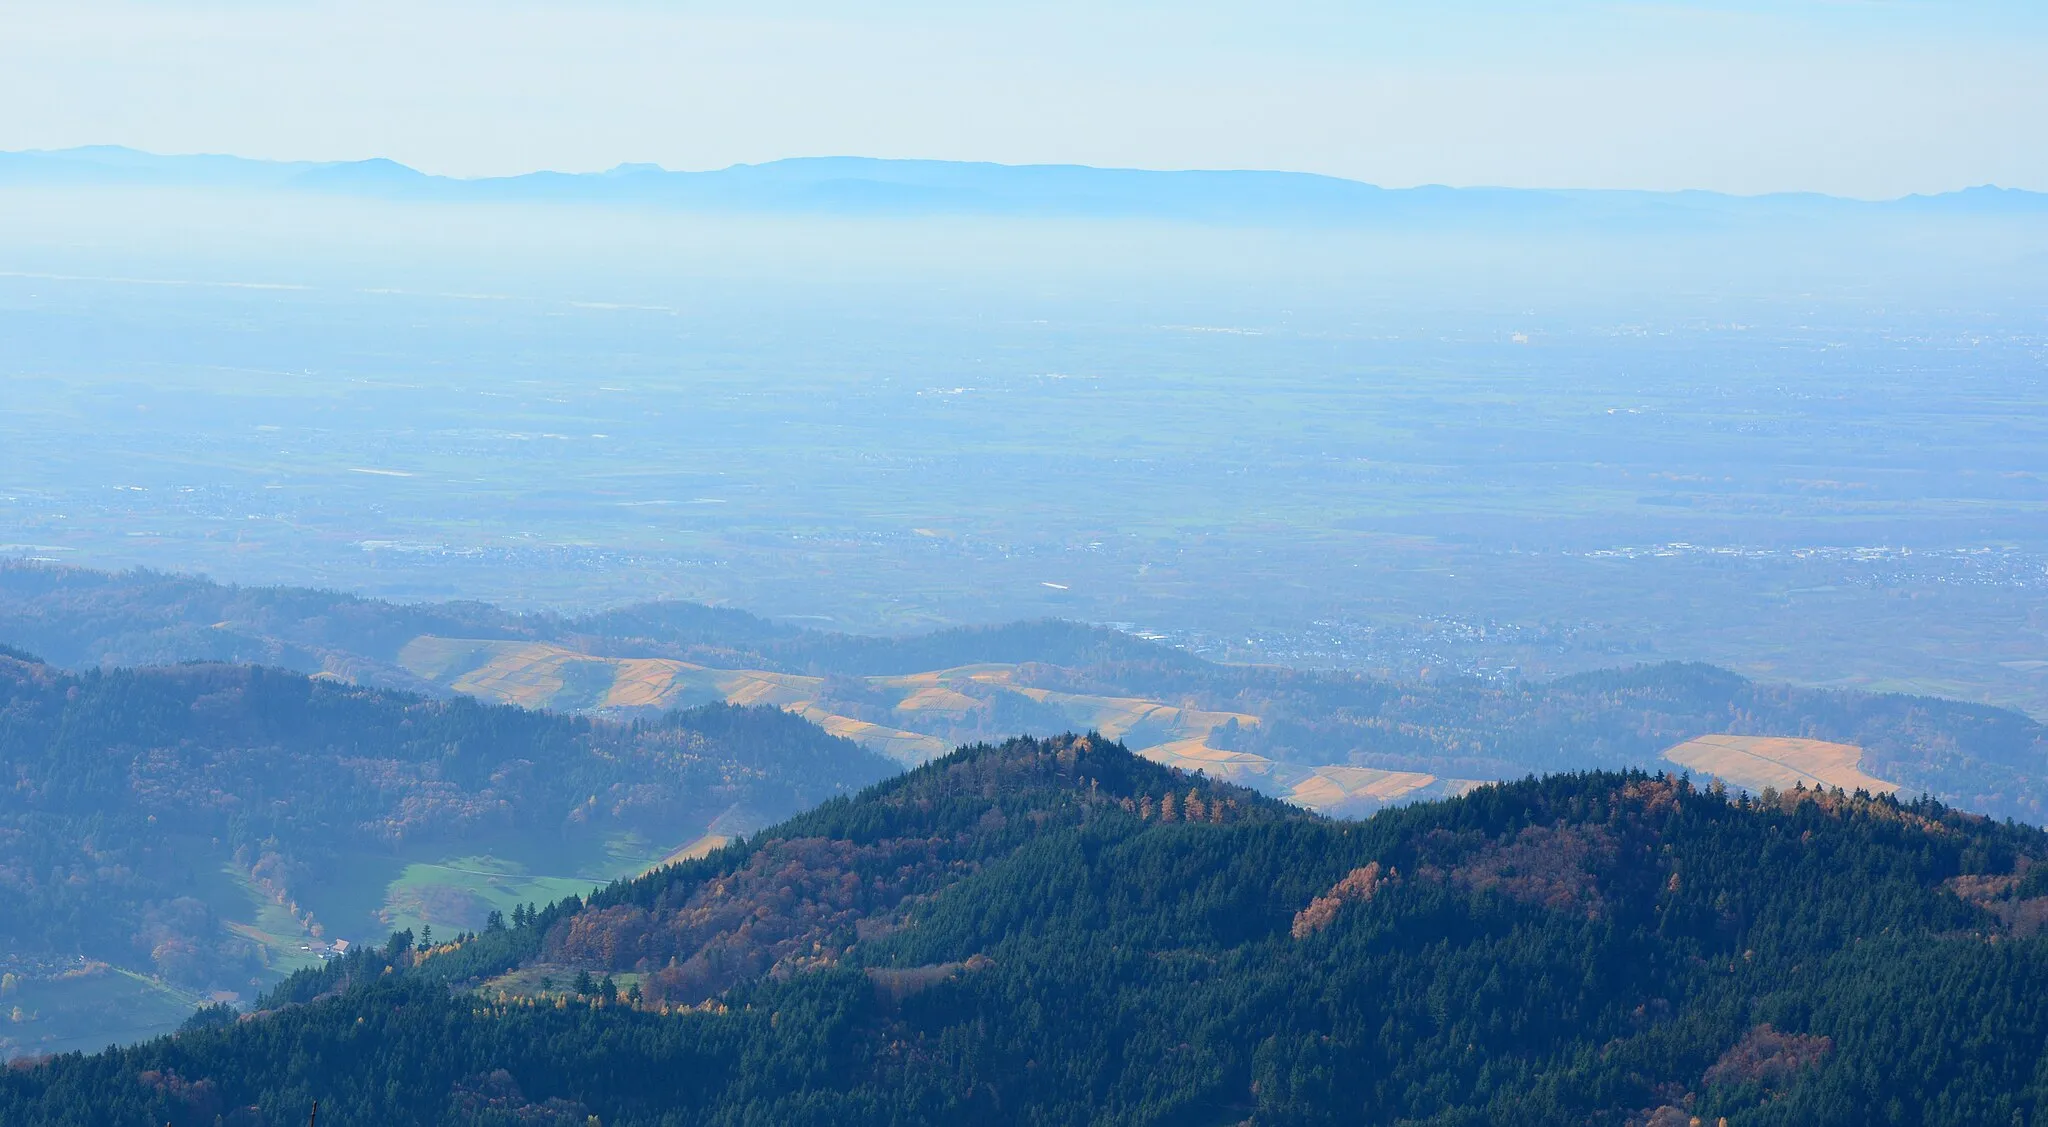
left=1, top=1, right=2044, bottom=197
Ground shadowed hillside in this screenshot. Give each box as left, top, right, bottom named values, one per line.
left=0, top=650, right=893, bottom=1059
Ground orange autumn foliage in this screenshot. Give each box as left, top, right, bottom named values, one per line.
left=1292, top=861, right=1394, bottom=939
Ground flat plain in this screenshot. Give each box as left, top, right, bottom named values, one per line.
left=2, top=190, right=2043, bottom=720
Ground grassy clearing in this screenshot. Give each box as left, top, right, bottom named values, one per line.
left=377, top=857, right=603, bottom=937
left=1287, top=766, right=1440, bottom=813
left=1662, top=734, right=1897, bottom=795
left=267, top=827, right=700, bottom=948
left=363, top=829, right=687, bottom=939
left=477, top=964, right=647, bottom=1003
left=1135, top=736, right=1276, bottom=784
left=215, top=865, right=326, bottom=978
left=646, top=832, right=732, bottom=874
left=0, top=967, right=206, bottom=1061
left=393, top=635, right=499, bottom=682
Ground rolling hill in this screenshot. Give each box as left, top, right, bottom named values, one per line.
left=6, top=563, right=2046, bottom=823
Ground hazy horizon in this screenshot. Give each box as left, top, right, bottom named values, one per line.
left=5, top=2, right=2047, bottom=198
left=5, top=157, right=2044, bottom=716
left=11, top=142, right=2048, bottom=201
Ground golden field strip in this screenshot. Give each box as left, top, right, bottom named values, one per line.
left=649, top=833, right=733, bottom=873
left=395, top=634, right=1481, bottom=814
left=1661, top=734, right=1897, bottom=795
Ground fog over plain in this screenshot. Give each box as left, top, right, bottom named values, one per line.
left=3, top=160, right=2044, bottom=712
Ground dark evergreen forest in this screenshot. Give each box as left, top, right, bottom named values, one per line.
left=8, top=734, right=2048, bottom=1126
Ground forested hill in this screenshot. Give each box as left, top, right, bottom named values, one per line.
left=0, top=562, right=1179, bottom=687
left=10, top=735, right=2048, bottom=1125
left=0, top=651, right=895, bottom=993
left=9, top=562, right=2048, bottom=826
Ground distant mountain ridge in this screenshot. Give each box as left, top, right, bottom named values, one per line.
left=5, top=145, right=2044, bottom=226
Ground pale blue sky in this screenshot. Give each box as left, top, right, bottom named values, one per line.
left=2, top=1, right=2043, bottom=196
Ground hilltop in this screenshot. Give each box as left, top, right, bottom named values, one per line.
left=6, top=735, right=2048, bottom=1124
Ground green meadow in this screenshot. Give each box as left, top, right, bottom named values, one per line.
left=0, top=969, right=207, bottom=1061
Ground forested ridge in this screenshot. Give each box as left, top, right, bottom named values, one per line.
left=8, top=562, right=2044, bottom=821
left=0, top=651, right=894, bottom=989
left=8, top=734, right=2048, bottom=1125
left=0, top=563, right=1173, bottom=689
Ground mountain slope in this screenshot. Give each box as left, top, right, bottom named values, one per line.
left=0, top=649, right=894, bottom=1059
left=7, top=735, right=2048, bottom=1125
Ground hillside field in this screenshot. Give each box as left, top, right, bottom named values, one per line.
left=395, top=634, right=1497, bottom=814
left=1662, top=734, right=1897, bottom=795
